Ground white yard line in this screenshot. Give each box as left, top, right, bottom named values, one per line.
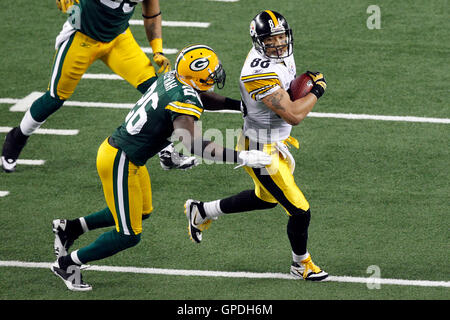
left=308, top=112, right=450, bottom=124
left=64, top=100, right=134, bottom=109
left=129, top=20, right=210, bottom=28
left=140, top=47, right=178, bottom=55
left=0, top=191, right=10, bottom=197
left=0, top=127, right=79, bottom=135
left=1, top=260, right=449, bottom=288
left=16, top=159, right=45, bottom=166
left=7, top=92, right=45, bottom=112
left=82, top=73, right=123, bottom=80
left=2, top=93, right=449, bottom=124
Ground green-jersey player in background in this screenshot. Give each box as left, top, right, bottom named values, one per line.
left=2, top=0, right=196, bottom=173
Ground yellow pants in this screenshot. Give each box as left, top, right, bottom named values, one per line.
left=236, top=134, right=310, bottom=215
left=96, top=138, right=153, bottom=235
left=49, top=28, right=156, bottom=100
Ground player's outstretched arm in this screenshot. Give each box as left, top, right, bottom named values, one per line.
left=172, top=115, right=271, bottom=168
left=199, top=92, right=241, bottom=111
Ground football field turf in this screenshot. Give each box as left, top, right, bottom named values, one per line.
left=0, top=0, right=448, bottom=305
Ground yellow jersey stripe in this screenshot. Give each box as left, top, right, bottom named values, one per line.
left=171, top=101, right=203, bottom=113
left=165, top=103, right=202, bottom=119
left=241, top=72, right=279, bottom=82
left=256, top=85, right=276, bottom=96
left=248, top=85, right=277, bottom=100
left=243, top=77, right=281, bottom=96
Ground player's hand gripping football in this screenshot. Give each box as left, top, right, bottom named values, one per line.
left=306, top=71, right=327, bottom=99
left=235, top=150, right=272, bottom=169
left=56, top=0, right=79, bottom=13
left=153, top=52, right=171, bottom=74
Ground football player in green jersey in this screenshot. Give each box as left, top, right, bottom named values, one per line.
left=1, top=0, right=196, bottom=173
left=50, top=45, right=272, bottom=291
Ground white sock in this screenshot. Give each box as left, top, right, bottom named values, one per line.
left=70, top=250, right=83, bottom=265
left=79, top=217, right=89, bottom=233
left=203, top=200, right=224, bottom=219
left=292, top=251, right=309, bottom=264
left=19, top=110, right=45, bottom=136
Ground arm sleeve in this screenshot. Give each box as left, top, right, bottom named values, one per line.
left=240, top=72, right=281, bottom=101
left=166, top=101, right=204, bottom=121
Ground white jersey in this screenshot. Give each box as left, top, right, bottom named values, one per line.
left=239, top=47, right=296, bottom=143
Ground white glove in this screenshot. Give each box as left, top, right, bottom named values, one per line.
left=275, top=142, right=295, bottom=173
left=235, top=150, right=272, bottom=169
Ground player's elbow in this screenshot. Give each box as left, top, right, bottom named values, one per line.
left=288, top=118, right=302, bottom=126
left=283, top=114, right=302, bottom=126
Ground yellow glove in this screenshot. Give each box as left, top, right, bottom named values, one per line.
left=56, top=0, right=79, bottom=13
left=153, top=52, right=171, bottom=74
left=150, top=38, right=171, bottom=74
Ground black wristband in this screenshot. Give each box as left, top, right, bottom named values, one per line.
left=310, top=84, right=325, bottom=99
left=142, top=11, right=161, bottom=19
left=224, top=97, right=241, bottom=111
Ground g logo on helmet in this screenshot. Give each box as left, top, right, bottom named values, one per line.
left=190, top=58, right=210, bottom=71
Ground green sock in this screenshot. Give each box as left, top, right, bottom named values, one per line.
left=29, top=91, right=64, bottom=122
left=84, top=207, right=115, bottom=230
left=76, top=230, right=141, bottom=264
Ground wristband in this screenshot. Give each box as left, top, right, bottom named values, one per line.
left=142, top=11, right=161, bottom=19
left=150, top=38, right=163, bottom=54
left=310, top=84, right=325, bottom=99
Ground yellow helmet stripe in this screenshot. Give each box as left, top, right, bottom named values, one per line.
left=265, top=10, right=278, bottom=27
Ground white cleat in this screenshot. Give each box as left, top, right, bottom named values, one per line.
left=184, top=199, right=213, bottom=243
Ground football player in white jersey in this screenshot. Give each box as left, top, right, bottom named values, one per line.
left=184, top=10, right=329, bottom=281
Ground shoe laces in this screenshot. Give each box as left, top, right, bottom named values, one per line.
left=301, top=257, right=321, bottom=278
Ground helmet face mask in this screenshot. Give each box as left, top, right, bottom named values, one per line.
left=200, top=63, right=226, bottom=90
left=175, top=45, right=226, bottom=91
left=250, top=10, right=293, bottom=62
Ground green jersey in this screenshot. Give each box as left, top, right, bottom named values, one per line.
left=74, top=0, right=140, bottom=42
left=111, top=71, right=204, bottom=166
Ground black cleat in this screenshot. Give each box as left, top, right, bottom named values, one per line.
left=51, top=258, right=92, bottom=291
left=1, top=127, right=29, bottom=173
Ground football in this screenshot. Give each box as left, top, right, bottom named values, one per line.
left=288, top=73, right=313, bottom=100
